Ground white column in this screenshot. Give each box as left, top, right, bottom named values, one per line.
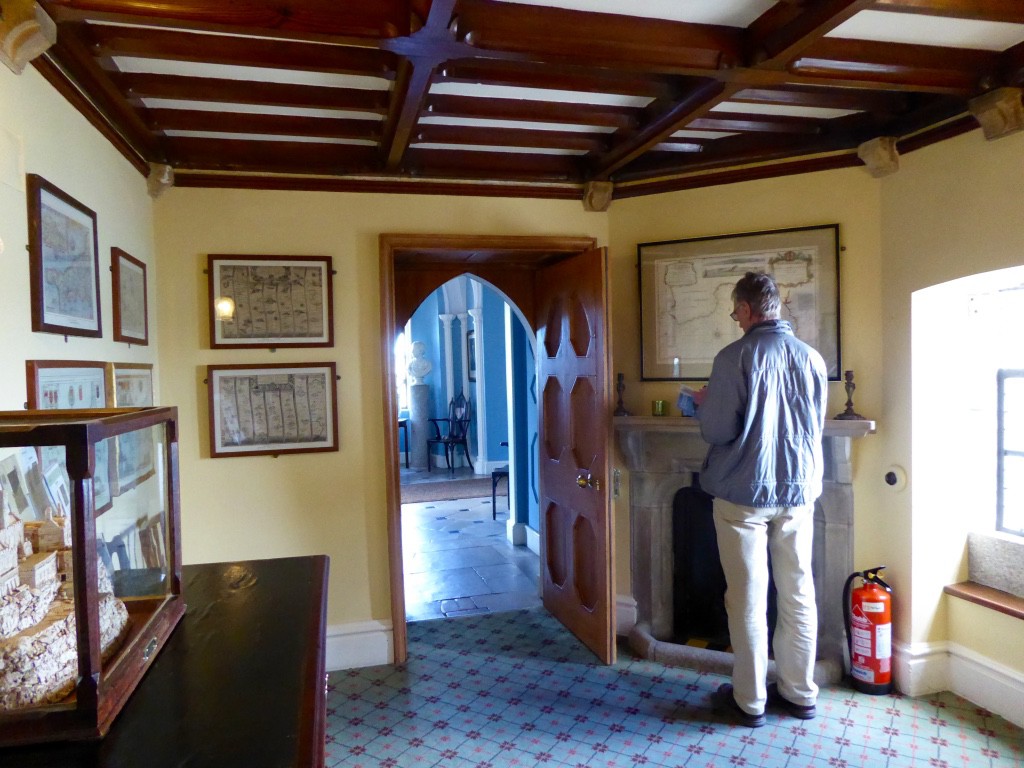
left=438, top=313, right=455, bottom=408
left=467, top=307, right=485, bottom=474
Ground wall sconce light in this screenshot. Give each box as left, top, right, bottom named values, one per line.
left=214, top=296, right=236, bottom=321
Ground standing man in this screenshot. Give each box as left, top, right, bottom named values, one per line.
left=695, top=271, right=828, bottom=727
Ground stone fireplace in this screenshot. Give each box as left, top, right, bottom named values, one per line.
left=615, top=416, right=875, bottom=682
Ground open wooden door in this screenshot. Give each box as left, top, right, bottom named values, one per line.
left=535, top=247, right=615, bottom=664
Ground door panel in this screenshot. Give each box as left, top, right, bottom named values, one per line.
left=535, top=247, right=614, bottom=664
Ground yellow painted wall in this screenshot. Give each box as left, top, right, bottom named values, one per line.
left=3, top=59, right=1021, bottom=677
left=877, top=128, right=1024, bottom=655
left=607, top=170, right=888, bottom=600
left=948, top=597, right=1024, bottom=672
left=0, top=66, right=157, bottom=406
left=151, top=188, right=608, bottom=625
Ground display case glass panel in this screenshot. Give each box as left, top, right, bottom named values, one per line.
left=0, top=407, right=183, bottom=745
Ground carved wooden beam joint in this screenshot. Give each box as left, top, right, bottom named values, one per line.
left=968, top=87, right=1024, bottom=140
left=857, top=136, right=899, bottom=178
left=0, top=0, right=55, bottom=75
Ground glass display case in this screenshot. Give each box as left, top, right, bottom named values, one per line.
left=0, top=407, right=184, bottom=746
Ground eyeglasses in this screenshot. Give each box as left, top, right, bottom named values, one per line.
left=729, top=309, right=739, bottom=321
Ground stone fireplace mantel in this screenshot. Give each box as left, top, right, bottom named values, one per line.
left=615, top=416, right=875, bottom=680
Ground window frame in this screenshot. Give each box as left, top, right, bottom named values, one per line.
left=997, top=368, right=1024, bottom=537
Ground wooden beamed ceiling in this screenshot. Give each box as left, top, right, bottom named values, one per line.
left=33, top=0, right=1024, bottom=199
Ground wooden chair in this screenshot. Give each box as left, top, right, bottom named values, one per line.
left=427, top=391, right=473, bottom=473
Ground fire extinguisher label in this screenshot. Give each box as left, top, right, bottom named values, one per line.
left=875, top=623, right=892, bottom=659
left=852, top=626, right=872, bottom=655
left=862, top=601, right=885, bottom=613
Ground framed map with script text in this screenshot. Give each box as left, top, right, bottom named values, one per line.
left=207, top=362, right=339, bottom=458
left=638, top=224, right=840, bottom=381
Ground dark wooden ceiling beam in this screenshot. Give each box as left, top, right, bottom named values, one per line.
left=688, top=112, right=823, bottom=134
left=380, top=0, right=456, bottom=170
left=1000, top=40, right=1024, bottom=86
left=40, top=0, right=411, bottom=39
left=439, top=60, right=682, bottom=100
left=414, top=124, right=607, bottom=153
left=116, top=72, right=390, bottom=113
left=454, top=0, right=742, bottom=74
left=590, top=79, right=735, bottom=180
left=84, top=23, right=397, bottom=78
left=791, top=38, right=995, bottom=93
left=404, top=146, right=581, bottom=182
left=731, top=84, right=910, bottom=114
left=167, top=136, right=382, bottom=174
left=747, top=0, right=877, bottom=67
left=45, top=22, right=165, bottom=159
left=147, top=109, right=381, bottom=141
left=873, top=0, right=1024, bottom=24
left=425, top=94, right=637, bottom=130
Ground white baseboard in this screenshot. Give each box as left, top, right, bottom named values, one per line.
left=525, top=526, right=540, bottom=556
left=894, top=638, right=1024, bottom=728
left=948, top=643, right=1024, bottom=728
left=326, top=619, right=394, bottom=671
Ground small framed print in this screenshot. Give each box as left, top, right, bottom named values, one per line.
left=26, top=175, right=102, bottom=338
left=112, top=247, right=149, bottom=345
left=466, top=330, right=477, bottom=382
left=25, top=359, right=112, bottom=512
left=207, top=254, right=334, bottom=349
left=107, top=362, right=155, bottom=407
left=207, top=362, right=339, bottom=458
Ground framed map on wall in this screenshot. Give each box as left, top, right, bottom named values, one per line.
left=638, top=224, right=841, bottom=381
left=207, top=254, right=334, bottom=349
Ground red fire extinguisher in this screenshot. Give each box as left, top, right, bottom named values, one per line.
left=843, top=566, right=893, bottom=695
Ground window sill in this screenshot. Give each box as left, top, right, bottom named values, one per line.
left=944, top=581, right=1024, bottom=621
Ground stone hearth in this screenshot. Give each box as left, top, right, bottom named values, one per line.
left=616, top=416, right=875, bottom=682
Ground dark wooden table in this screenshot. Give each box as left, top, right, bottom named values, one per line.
left=4, top=555, right=329, bottom=767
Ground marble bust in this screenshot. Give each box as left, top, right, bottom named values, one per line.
left=408, top=341, right=432, bottom=384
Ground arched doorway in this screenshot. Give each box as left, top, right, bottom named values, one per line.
left=379, top=234, right=615, bottom=664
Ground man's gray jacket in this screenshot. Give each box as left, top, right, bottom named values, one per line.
left=697, top=319, right=828, bottom=508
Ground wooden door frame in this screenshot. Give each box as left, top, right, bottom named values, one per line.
left=379, top=233, right=598, bottom=663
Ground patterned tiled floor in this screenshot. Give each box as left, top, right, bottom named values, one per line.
left=326, top=609, right=1024, bottom=768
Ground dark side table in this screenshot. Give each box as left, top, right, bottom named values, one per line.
left=3, top=555, right=329, bottom=767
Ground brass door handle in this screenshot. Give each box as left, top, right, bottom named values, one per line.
left=576, top=471, right=600, bottom=491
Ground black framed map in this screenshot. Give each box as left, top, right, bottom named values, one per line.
left=638, top=224, right=841, bottom=381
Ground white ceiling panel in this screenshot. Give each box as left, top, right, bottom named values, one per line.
left=143, top=100, right=384, bottom=121
left=412, top=142, right=585, bottom=155
left=829, top=10, right=1024, bottom=51
left=489, top=0, right=776, bottom=27
left=429, top=82, right=652, bottom=108
left=672, top=129, right=738, bottom=140
left=114, top=58, right=392, bottom=90
left=714, top=101, right=860, bottom=119
left=420, top=115, right=616, bottom=133
left=163, top=131, right=378, bottom=145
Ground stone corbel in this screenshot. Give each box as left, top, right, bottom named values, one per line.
left=582, top=180, right=613, bottom=212
left=147, top=163, right=174, bottom=199
left=857, top=136, right=899, bottom=178
left=968, top=87, right=1024, bottom=140
left=0, top=0, right=56, bottom=75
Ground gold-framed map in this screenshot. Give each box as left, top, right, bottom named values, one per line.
left=638, top=224, right=841, bottom=381
left=207, top=254, right=334, bottom=349
left=207, top=362, right=338, bottom=458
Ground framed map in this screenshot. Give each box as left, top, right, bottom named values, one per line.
left=25, top=359, right=113, bottom=512
left=638, top=224, right=841, bottom=381
left=112, top=247, right=149, bottom=345
left=26, top=175, right=102, bottom=338
left=207, top=254, right=334, bottom=349
left=207, top=362, right=339, bottom=458
left=107, top=362, right=156, bottom=494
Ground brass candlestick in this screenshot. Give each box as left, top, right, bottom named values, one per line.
left=834, top=370, right=866, bottom=420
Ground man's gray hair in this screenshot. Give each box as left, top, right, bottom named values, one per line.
left=732, top=271, right=781, bottom=319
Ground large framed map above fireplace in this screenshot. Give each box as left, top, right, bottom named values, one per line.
left=638, top=224, right=841, bottom=381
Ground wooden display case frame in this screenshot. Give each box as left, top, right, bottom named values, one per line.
left=0, top=407, right=184, bottom=746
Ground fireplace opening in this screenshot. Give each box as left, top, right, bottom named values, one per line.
left=672, top=481, right=778, bottom=651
